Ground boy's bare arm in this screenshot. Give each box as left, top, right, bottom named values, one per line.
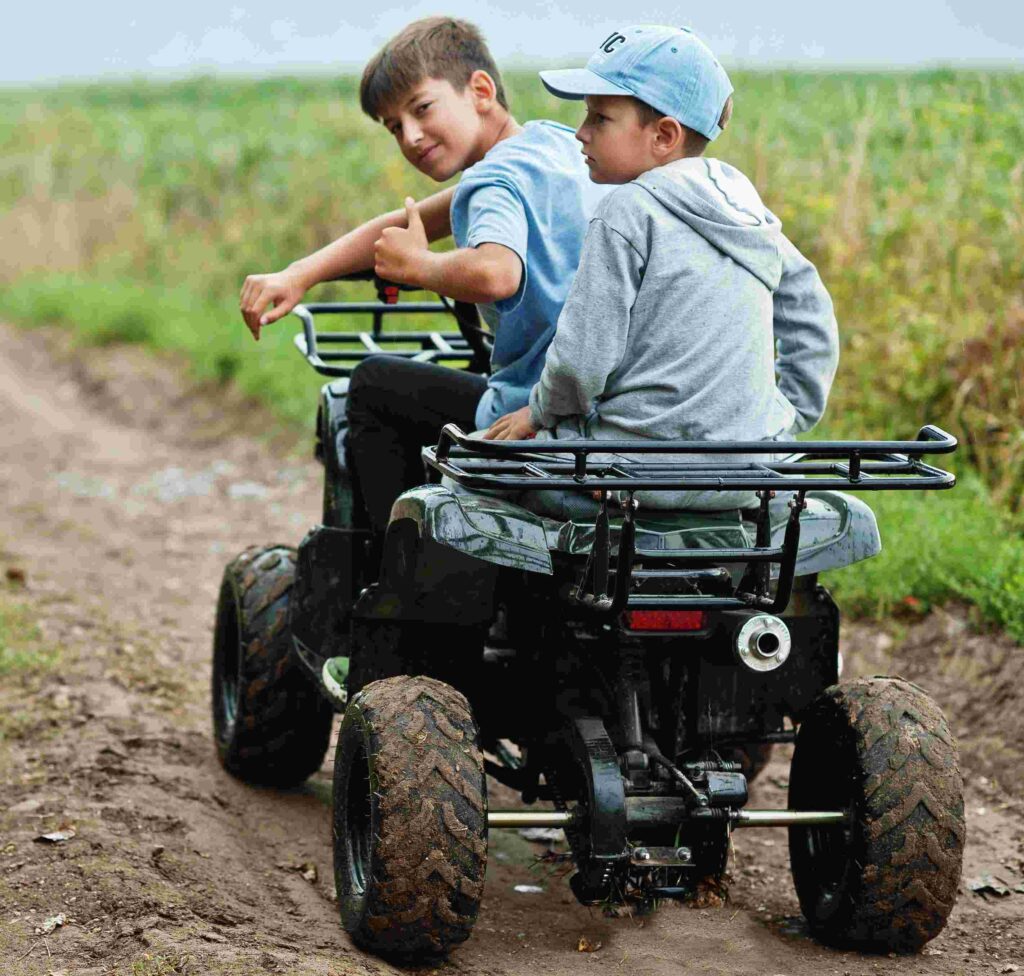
left=374, top=198, right=522, bottom=305
left=239, top=187, right=455, bottom=340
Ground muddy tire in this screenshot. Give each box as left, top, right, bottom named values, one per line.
left=212, top=545, right=333, bottom=787
left=789, top=676, right=965, bottom=952
left=333, top=675, right=487, bottom=960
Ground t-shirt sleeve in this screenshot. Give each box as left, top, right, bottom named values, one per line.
left=451, top=180, right=529, bottom=313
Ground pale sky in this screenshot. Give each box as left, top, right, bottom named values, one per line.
left=7, top=1, right=1023, bottom=84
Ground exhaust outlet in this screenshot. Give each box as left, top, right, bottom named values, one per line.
left=733, top=613, right=791, bottom=672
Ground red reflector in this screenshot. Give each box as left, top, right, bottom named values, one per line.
left=623, top=610, right=706, bottom=632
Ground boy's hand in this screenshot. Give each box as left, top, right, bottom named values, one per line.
left=240, top=270, right=307, bottom=341
left=374, top=197, right=433, bottom=286
left=484, top=406, right=538, bottom=441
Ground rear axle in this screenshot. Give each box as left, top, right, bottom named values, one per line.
left=486, top=807, right=846, bottom=829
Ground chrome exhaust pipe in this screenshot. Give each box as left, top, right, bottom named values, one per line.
left=732, top=613, right=791, bottom=672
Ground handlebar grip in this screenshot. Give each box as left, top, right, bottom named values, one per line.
left=327, top=270, right=376, bottom=283
left=327, top=270, right=420, bottom=291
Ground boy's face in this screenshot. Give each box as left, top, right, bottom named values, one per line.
left=575, top=95, right=660, bottom=184
left=379, top=77, right=490, bottom=182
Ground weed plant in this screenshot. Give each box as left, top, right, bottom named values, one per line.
left=0, top=593, right=57, bottom=679
left=0, top=590, right=61, bottom=743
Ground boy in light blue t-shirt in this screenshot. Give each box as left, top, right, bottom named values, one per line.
left=239, top=16, right=611, bottom=700
left=451, top=120, right=609, bottom=430
left=240, top=16, right=607, bottom=543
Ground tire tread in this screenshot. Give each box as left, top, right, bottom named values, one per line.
left=213, top=545, right=332, bottom=787
left=336, top=675, right=486, bottom=958
left=790, top=676, right=964, bottom=952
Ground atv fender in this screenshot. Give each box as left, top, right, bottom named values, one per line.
left=390, top=485, right=553, bottom=575
left=357, top=486, right=551, bottom=626
left=316, top=380, right=357, bottom=527
left=783, top=490, right=881, bottom=576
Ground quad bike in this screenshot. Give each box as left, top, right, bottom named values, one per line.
left=211, top=276, right=965, bottom=961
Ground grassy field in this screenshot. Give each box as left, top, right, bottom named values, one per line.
left=1, top=70, right=1022, bottom=636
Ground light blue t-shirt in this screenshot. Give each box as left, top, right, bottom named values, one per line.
left=450, top=120, right=610, bottom=430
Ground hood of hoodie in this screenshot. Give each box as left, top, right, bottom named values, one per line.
left=634, top=157, right=782, bottom=291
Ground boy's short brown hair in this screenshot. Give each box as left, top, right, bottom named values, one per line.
left=633, top=94, right=733, bottom=157
left=360, top=17, right=509, bottom=121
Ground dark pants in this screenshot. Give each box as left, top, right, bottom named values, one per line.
left=346, top=356, right=488, bottom=542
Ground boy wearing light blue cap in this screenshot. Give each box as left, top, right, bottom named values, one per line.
left=485, top=25, right=840, bottom=512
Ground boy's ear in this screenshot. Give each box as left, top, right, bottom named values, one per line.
left=467, top=69, right=498, bottom=111
left=652, top=116, right=685, bottom=157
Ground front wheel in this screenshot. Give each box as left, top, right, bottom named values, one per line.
left=789, top=676, right=965, bottom=952
left=333, top=675, right=487, bottom=959
left=211, top=545, right=333, bottom=786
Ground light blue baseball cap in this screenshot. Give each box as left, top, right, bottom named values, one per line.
left=540, top=25, right=733, bottom=140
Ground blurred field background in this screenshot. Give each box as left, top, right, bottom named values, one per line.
left=1, top=69, right=1022, bottom=636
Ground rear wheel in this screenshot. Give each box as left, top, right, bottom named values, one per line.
left=211, top=545, right=333, bottom=786
left=789, top=676, right=964, bottom=952
left=333, top=675, right=487, bottom=959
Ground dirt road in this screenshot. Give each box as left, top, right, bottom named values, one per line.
left=0, top=322, right=1021, bottom=976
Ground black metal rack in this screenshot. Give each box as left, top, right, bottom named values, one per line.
left=425, top=424, right=957, bottom=614
left=429, top=423, right=957, bottom=492
left=292, top=301, right=476, bottom=377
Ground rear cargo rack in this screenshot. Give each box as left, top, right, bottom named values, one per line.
left=425, top=424, right=957, bottom=614
left=429, top=423, right=956, bottom=493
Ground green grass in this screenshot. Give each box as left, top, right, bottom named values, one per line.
left=0, top=592, right=58, bottom=680
left=829, top=473, right=1024, bottom=643
left=0, top=589, right=61, bottom=744
left=1, top=69, right=1022, bottom=636
left=2, top=70, right=1021, bottom=490
left=0, top=274, right=329, bottom=429
left=128, top=953, right=194, bottom=976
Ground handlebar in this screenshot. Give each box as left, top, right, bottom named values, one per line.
left=327, top=270, right=422, bottom=305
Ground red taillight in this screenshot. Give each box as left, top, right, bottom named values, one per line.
left=623, top=610, right=706, bottom=632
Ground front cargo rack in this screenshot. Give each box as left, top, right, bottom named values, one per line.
left=424, top=424, right=957, bottom=615
left=291, top=301, right=478, bottom=377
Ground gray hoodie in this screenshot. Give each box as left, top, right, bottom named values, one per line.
left=526, top=156, right=839, bottom=510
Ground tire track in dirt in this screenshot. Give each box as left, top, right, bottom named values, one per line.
left=0, top=322, right=1021, bottom=975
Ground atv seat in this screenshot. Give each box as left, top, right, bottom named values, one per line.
left=395, top=484, right=880, bottom=578
left=548, top=490, right=881, bottom=577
